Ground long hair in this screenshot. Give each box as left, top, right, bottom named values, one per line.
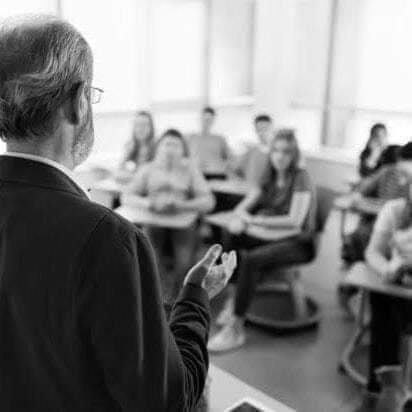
left=262, top=128, right=301, bottom=189
left=362, top=123, right=387, bottom=154
left=125, top=111, right=155, bottom=163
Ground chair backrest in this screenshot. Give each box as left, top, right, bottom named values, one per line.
left=315, top=185, right=340, bottom=234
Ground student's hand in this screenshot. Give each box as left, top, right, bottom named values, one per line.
left=348, top=192, right=362, bottom=208
left=184, top=244, right=237, bottom=299
left=149, top=196, right=169, bottom=213
left=386, top=252, right=405, bottom=282
left=228, top=216, right=247, bottom=235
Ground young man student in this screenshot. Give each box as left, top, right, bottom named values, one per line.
left=189, top=107, right=232, bottom=179
left=233, top=114, right=274, bottom=186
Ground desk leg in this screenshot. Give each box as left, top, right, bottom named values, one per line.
left=339, top=290, right=369, bottom=387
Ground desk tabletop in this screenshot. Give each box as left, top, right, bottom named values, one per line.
left=208, top=179, right=252, bottom=196
left=205, top=212, right=300, bottom=242
left=209, top=364, right=295, bottom=412
left=115, top=206, right=198, bottom=229
left=334, top=195, right=384, bottom=216
left=91, top=177, right=130, bottom=194
left=343, top=263, right=412, bottom=300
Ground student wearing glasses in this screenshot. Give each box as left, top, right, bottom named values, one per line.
left=123, top=129, right=215, bottom=307
left=208, top=129, right=317, bottom=352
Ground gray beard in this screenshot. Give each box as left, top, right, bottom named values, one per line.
left=72, top=111, right=94, bottom=167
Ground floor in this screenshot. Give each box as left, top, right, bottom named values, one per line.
left=210, top=210, right=363, bottom=412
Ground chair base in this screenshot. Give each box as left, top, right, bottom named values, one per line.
left=246, top=288, right=321, bottom=332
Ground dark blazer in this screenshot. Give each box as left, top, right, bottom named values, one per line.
left=0, top=156, right=210, bottom=412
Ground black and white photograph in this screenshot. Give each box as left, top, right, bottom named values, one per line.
left=1, top=1, right=412, bottom=411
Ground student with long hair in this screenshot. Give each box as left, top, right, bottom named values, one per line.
left=208, top=129, right=317, bottom=352
left=355, top=170, right=412, bottom=410
left=123, top=129, right=215, bottom=306
left=120, top=110, right=155, bottom=171
left=359, top=123, right=388, bottom=178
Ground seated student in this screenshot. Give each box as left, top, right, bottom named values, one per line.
left=119, top=110, right=155, bottom=172
left=359, top=123, right=388, bottom=178
left=341, top=144, right=408, bottom=266
left=122, top=129, right=215, bottom=306
left=356, top=179, right=412, bottom=410
left=189, top=107, right=232, bottom=179
left=208, top=129, right=317, bottom=352
left=233, top=114, right=273, bottom=186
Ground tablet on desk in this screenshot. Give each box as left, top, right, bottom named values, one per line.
left=224, top=397, right=276, bottom=412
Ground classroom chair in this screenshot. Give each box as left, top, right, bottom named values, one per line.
left=339, top=267, right=412, bottom=391
left=246, top=186, right=339, bottom=331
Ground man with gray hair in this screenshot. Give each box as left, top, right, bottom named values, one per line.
left=0, top=16, right=235, bottom=411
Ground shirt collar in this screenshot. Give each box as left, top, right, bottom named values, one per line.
left=2, top=152, right=90, bottom=199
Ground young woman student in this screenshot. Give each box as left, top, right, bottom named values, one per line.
left=119, top=110, right=156, bottom=171
left=359, top=123, right=388, bottom=178
left=356, top=170, right=412, bottom=410
left=208, top=129, right=317, bottom=352
left=122, top=129, right=215, bottom=308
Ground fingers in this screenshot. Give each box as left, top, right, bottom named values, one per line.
left=200, top=244, right=223, bottom=270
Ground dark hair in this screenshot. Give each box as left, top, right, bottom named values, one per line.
left=155, top=128, right=190, bottom=157
left=203, top=106, right=216, bottom=116
left=362, top=123, right=387, bottom=152
left=370, top=123, right=387, bottom=139
left=378, top=144, right=401, bottom=166
left=269, top=128, right=301, bottom=173
left=398, top=141, right=412, bottom=161
left=254, top=114, right=272, bottom=124
left=0, top=16, right=93, bottom=141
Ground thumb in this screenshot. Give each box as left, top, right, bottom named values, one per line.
left=185, top=244, right=222, bottom=286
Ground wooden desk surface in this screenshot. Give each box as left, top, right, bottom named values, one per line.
left=91, top=178, right=129, bottom=194
left=343, top=263, right=412, bottom=300
left=209, top=364, right=295, bottom=412
left=205, top=212, right=300, bottom=242
left=334, top=195, right=384, bottom=216
left=115, top=206, right=197, bottom=229
left=208, top=179, right=252, bottom=196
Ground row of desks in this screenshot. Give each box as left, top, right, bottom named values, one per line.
left=87, top=172, right=295, bottom=411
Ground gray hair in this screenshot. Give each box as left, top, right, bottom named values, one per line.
left=0, top=15, right=93, bottom=141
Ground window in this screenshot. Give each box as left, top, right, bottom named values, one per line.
left=62, top=0, right=147, bottom=113
left=209, top=0, right=255, bottom=102
left=149, top=0, right=206, bottom=104
left=323, top=0, right=412, bottom=152
left=149, top=0, right=255, bottom=107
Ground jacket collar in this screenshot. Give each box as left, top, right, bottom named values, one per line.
left=0, top=155, right=89, bottom=200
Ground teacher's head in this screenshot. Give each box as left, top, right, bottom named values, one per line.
left=0, top=15, right=96, bottom=168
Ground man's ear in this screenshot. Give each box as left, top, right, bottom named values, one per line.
left=62, top=82, right=87, bottom=125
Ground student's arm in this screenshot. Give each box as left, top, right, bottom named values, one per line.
left=121, top=164, right=151, bottom=209
left=365, top=202, right=404, bottom=283
left=176, top=166, right=215, bottom=213
left=357, top=168, right=384, bottom=197
left=234, top=186, right=262, bottom=214
left=119, top=139, right=135, bottom=169
left=249, top=191, right=311, bottom=229
left=79, top=218, right=211, bottom=411
left=248, top=170, right=313, bottom=229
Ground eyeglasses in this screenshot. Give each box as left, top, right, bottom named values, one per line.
left=89, top=86, right=104, bottom=104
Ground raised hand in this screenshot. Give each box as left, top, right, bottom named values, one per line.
left=184, top=244, right=237, bottom=299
